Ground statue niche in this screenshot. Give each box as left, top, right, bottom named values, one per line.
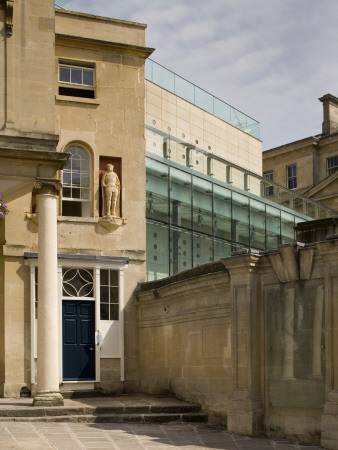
left=101, top=163, right=120, bottom=217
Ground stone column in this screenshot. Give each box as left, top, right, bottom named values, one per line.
left=33, top=179, right=64, bottom=407
left=223, top=251, right=264, bottom=436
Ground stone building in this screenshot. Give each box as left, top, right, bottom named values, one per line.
left=1, top=2, right=338, bottom=449
left=263, top=94, right=338, bottom=211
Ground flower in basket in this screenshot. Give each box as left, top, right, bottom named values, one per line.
left=0, top=194, right=9, bottom=220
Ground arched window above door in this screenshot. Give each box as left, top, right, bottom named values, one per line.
left=62, top=145, right=91, bottom=217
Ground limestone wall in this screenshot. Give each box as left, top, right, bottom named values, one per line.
left=136, top=237, right=338, bottom=448
left=136, top=264, right=231, bottom=424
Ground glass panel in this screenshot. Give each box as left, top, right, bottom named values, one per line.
left=193, top=233, right=213, bottom=267
left=231, top=108, right=247, bottom=131
left=71, top=67, right=82, bottom=84
left=232, top=192, right=249, bottom=246
left=100, top=286, right=109, bottom=302
left=250, top=199, right=266, bottom=249
left=195, top=86, right=213, bottom=114
left=83, top=69, right=94, bottom=86
left=213, top=185, right=231, bottom=240
left=100, top=303, right=109, bottom=320
left=59, top=66, right=70, bottom=82
left=153, top=62, right=175, bottom=92
left=110, top=303, right=119, bottom=321
left=175, top=75, right=194, bottom=104
left=214, top=238, right=231, bottom=260
left=109, top=287, right=119, bottom=303
left=266, top=205, right=281, bottom=249
left=192, top=177, right=212, bottom=234
left=146, top=161, right=169, bottom=222
left=62, top=268, right=93, bottom=297
left=281, top=211, right=295, bottom=244
left=170, top=168, right=191, bottom=228
left=110, top=270, right=118, bottom=286
left=146, top=221, right=169, bottom=281
left=170, top=227, right=192, bottom=274
left=100, top=269, right=109, bottom=286
left=214, top=98, right=231, bottom=123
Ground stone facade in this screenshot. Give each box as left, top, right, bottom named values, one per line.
left=263, top=94, right=338, bottom=211
left=136, top=237, right=338, bottom=449
left=0, top=0, right=153, bottom=398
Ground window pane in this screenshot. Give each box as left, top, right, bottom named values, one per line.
left=100, top=303, right=109, bottom=320
left=100, top=269, right=109, bottom=286
left=213, top=185, right=231, bottom=240
left=232, top=192, right=249, bottom=246
left=170, top=168, right=191, bottom=228
left=59, top=66, right=70, bottom=82
left=71, top=68, right=82, bottom=84
left=214, top=238, right=231, bottom=260
left=110, top=303, right=119, bottom=320
left=146, top=161, right=169, bottom=222
left=193, top=233, right=213, bottom=266
left=170, top=227, right=192, bottom=274
left=192, top=177, right=212, bottom=234
left=109, top=287, right=119, bottom=303
left=100, top=286, right=109, bottom=302
left=146, top=221, right=169, bottom=281
left=72, top=187, right=81, bottom=199
left=83, top=70, right=94, bottom=86
left=63, top=187, right=71, bottom=198
left=250, top=199, right=266, bottom=249
left=110, top=270, right=118, bottom=286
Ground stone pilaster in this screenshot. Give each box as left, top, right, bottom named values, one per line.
left=321, top=276, right=338, bottom=449
left=33, top=178, right=63, bottom=407
left=222, top=250, right=264, bottom=436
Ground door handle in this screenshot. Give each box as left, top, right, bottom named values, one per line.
left=90, top=348, right=94, bottom=351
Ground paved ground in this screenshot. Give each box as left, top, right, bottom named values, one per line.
left=0, top=422, right=324, bottom=450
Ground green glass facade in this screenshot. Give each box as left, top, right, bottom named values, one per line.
left=146, top=153, right=310, bottom=281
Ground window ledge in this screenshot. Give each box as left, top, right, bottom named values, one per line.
left=58, top=216, right=98, bottom=223
left=55, top=95, right=100, bottom=105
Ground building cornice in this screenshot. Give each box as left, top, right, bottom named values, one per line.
left=55, top=9, right=147, bottom=30
left=55, top=33, right=154, bottom=59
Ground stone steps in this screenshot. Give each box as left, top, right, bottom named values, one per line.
left=0, top=412, right=208, bottom=423
left=0, top=397, right=208, bottom=423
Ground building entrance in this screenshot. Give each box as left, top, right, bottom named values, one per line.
left=62, top=300, right=95, bottom=380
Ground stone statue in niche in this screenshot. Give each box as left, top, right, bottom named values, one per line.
left=101, top=164, right=120, bottom=217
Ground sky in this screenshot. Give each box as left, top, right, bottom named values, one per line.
left=59, top=0, right=338, bottom=151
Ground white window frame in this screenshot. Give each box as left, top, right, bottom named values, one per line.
left=62, top=145, right=91, bottom=217
left=58, top=62, right=95, bottom=98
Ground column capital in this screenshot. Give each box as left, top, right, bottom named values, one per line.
left=33, top=178, right=62, bottom=196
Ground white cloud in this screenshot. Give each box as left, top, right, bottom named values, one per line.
left=65, top=0, right=338, bottom=150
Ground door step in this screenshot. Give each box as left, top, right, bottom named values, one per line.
left=0, top=395, right=208, bottom=424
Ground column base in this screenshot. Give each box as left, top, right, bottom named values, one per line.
left=321, top=395, right=338, bottom=449
left=227, top=400, right=264, bottom=436
left=33, top=390, right=64, bottom=407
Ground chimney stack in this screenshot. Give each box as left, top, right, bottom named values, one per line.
left=319, top=94, right=338, bottom=135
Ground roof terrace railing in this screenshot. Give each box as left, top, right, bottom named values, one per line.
left=145, top=59, right=260, bottom=140
left=146, top=124, right=337, bottom=220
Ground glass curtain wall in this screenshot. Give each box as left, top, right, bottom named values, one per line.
left=146, top=154, right=310, bottom=281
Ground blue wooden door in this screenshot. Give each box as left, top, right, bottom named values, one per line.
left=62, top=301, right=95, bottom=380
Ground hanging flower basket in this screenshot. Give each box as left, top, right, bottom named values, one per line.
left=0, top=194, right=9, bottom=220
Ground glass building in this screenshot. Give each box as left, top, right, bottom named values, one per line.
left=145, top=125, right=335, bottom=281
